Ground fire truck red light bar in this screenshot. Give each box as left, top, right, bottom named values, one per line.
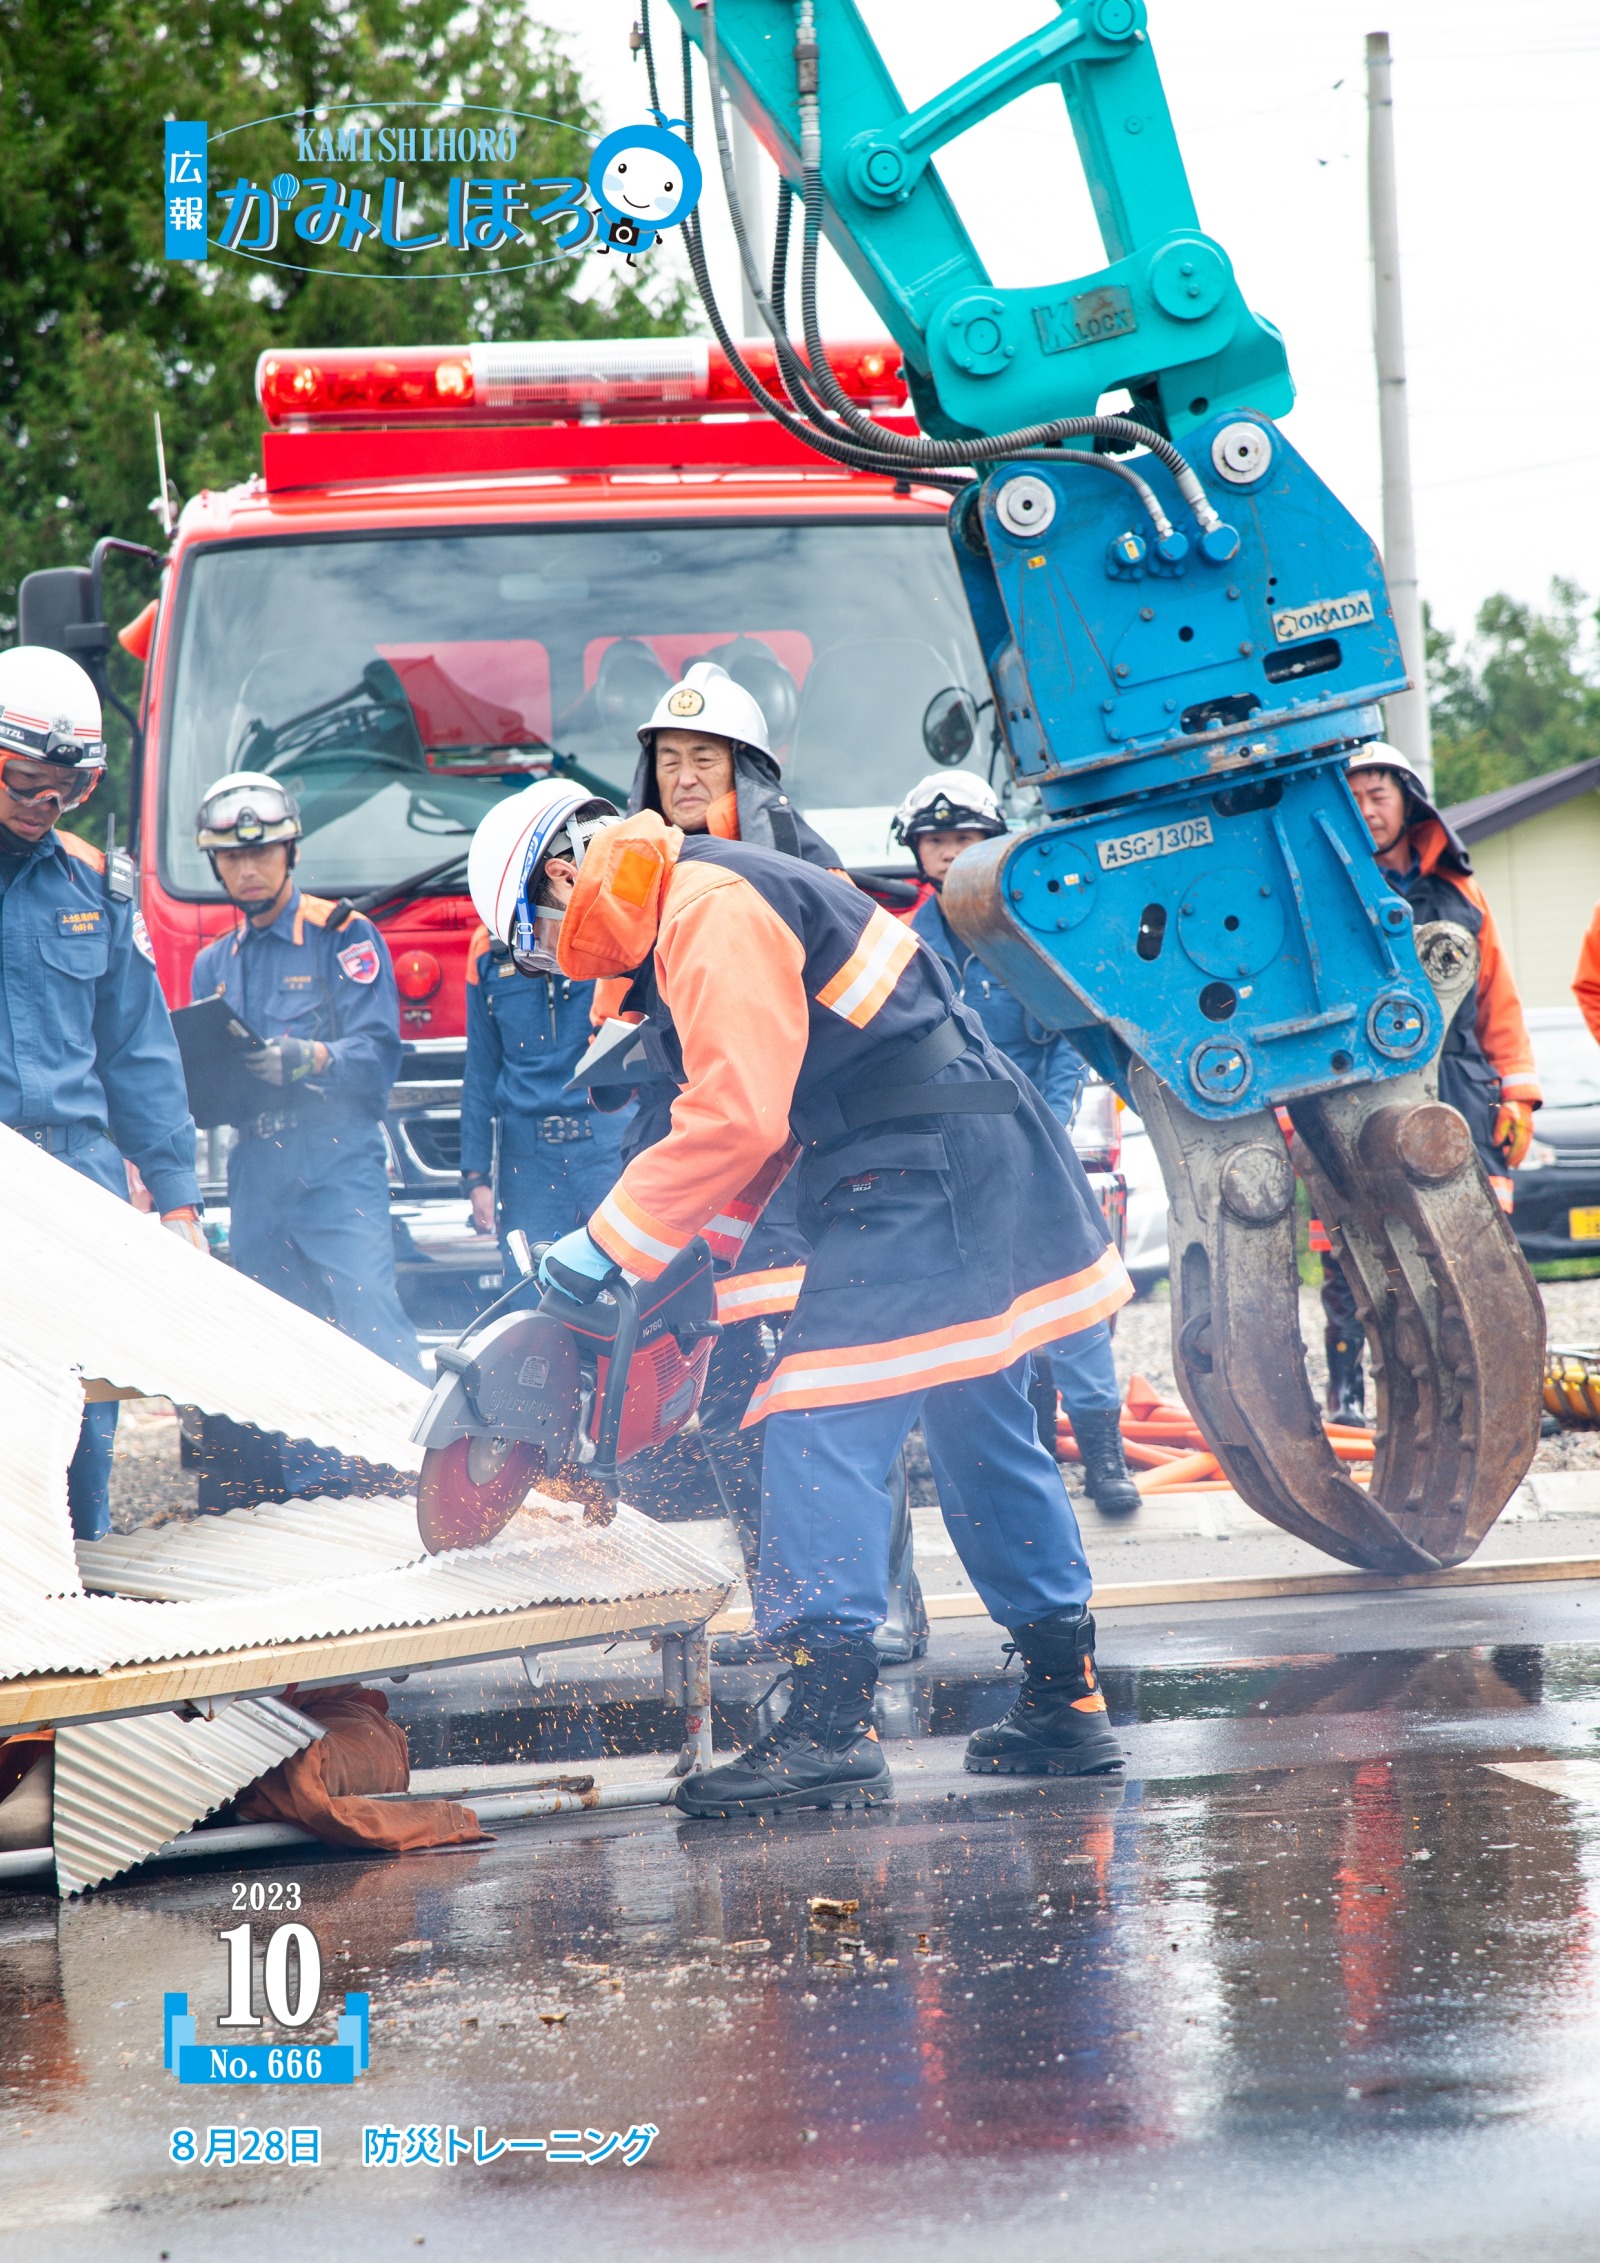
left=255, top=338, right=908, bottom=427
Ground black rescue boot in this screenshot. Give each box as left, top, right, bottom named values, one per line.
left=1324, top=1330, right=1370, bottom=1428
left=964, top=1609, right=1124, bottom=1776
left=873, top=1450, right=930, bottom=1665
left=674, top=1632, right=893, bottom=1818
left=1070, top=1406, right=1141, bottom=1517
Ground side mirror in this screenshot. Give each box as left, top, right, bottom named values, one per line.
left=505, top=1228, right=535, bottom=1280
left=18, top=567, right=109, bottom=670
left=922, top=685, right=979, bottom=767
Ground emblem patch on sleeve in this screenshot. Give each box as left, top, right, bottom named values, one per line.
left=337, top=937, right=381, bottom=985
left=131, top=908, right=155, bottom=962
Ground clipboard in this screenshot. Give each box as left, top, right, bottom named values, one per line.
left=171, top=996, right=268, bottom=1129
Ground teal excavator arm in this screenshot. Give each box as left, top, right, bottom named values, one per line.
left=666, top=0, right=1291, bottom=444
left=660, top=0, right=1545, bottom=1578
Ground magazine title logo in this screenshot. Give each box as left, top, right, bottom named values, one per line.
left=163, top=105, right=701, bottom=279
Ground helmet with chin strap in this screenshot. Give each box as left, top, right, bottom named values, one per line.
left=1345, top=740, right=1428, bottom=795
left=468, top=779, right=620, bottom=974
left=891, top=770, right=1006, bottom=849
left=195, top=771, right=302, bottom=851
left=0, top=646, right=106, bottom=812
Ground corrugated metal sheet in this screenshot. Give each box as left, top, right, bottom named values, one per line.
left=0, top=1342, right=85, bottom=1599
left=0, top=1122, right=426, bottom=1470
left=1, top=1505, right=731, bottom=1678
left=77, top=1493, right=423, bottom=1600
left=52, top=1696, right=320, bottom=1895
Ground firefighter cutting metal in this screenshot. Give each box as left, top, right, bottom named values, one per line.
left=417, top=776, right=1132, bottom=1815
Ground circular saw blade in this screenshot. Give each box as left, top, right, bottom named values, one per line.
left=417, top=1435, right=542, bottom=1555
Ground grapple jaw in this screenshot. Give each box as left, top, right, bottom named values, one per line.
left=1131, top=922, right=1545, bottom=1571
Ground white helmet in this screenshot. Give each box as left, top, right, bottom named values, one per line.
left=1345, top=740, right=1426, bottom=793
left=891, top=771, right=1005, bottom=847
left=0, top=646, right=106, bottom=782
left=195, top=771, right=301, bottom=850
left=468, top=778, right=619, bottom=972
left=638, top=660, right=772, bottom=761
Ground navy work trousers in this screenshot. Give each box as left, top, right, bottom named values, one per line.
left=754, top=1357, right=1093, bottom=1639
left=227, top=1118, right=424, bottom=1381
left=494, top=1119, right=627, bottom=1276
left=1039, top=1317, right=1121, bottom=1415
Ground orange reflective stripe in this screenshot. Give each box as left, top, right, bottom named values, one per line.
left=742, top=1248, right=1132, bottom=1423
left=715, top=1266, right=806, bottom=1323
left=589, top=1183, right=691, bottom=1279
left=814, top=906, right=921, bottom=1029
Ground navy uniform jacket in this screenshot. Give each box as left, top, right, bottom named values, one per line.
left=460, top=922, right=610, bottom=1174
left=0, top=828, right=200, bottom=1208
left=911, top=892, right=1089, bottom=1126
left=190, top=886, right=401, bottom=1121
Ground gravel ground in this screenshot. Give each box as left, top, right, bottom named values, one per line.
left=1114, top=1275, right=1600, bottom=1474
left=106, top=1274, right=1600, bottom=1537
left=106, top=1398, right=196, bottom=1533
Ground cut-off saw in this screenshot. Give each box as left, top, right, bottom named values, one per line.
left=412, top=1234, right=720, bottom=1551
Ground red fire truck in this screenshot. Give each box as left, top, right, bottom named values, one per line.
left=21, top=337, right=1123, bottom=1332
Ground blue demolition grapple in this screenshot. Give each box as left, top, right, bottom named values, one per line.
left=941, top=419, right=1541, bottom=1571
left=668, top=0, right=1543, bottom=1569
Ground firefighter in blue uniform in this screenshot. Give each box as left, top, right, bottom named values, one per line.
left=190, top=773, right=423, bottom=1381
left=0, top=646, right=204, bottom=1538
left=459, top=920, right=628, bottom=1275
left=896, top=773, right=1142, bottom=1517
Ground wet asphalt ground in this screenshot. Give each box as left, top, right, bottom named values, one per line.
left=4, top=1579, right=1600, bottom=2262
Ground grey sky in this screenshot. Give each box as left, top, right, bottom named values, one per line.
left=535, top=1, right=1598, bottom=647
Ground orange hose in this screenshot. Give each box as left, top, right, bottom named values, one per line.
left=1133, top=1450, right=1221, bottom=1493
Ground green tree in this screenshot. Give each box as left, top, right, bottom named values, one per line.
left=1428, top=579, right=1600, bottom=808
left=0, top=0, right=688, bottom=833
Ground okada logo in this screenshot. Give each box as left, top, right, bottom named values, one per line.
left=163, top=103, right=701, bottom=281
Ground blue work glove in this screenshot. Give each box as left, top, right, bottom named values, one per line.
left=538, top=1227, right=618, bottom=1298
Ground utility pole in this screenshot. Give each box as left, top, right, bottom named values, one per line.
left=1366, top=30, right=1432, bottom=787
left=729, top=104, right=766, bottom=337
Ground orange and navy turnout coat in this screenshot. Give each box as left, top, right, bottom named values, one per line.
left=1308, top=812, right=1538, bottom=1245
left=558, top=813, right=1131, bottom=1423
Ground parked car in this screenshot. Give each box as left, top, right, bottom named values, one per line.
left=1118, top=1108, right=1169, bottom=1295
left=1509, top=1006, right=1600, bottom=1263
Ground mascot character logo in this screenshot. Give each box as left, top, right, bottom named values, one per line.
left=589, top=111, right=703, bottom=264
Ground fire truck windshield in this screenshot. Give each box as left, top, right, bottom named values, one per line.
left=161, top=520, right=1001, bottom=896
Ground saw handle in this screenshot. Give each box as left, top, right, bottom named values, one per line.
left=588, top=1275, right=643, bottom=1498
left=543, top=1250, right=614, bottom=1304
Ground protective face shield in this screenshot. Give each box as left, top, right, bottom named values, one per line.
left=0, top=646, right=107, bottom=810
left=890, top=771, right=1006, bottom=848
left=195, top=772, right=303, bottom=851
left=467, top=780, right=620, bottom=976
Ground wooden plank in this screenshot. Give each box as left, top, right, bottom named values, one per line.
left=711, top=1551, right=1600, bottom=1637
left=0, top=1586, right=721, bottom=1731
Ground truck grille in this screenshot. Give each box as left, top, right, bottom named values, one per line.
left=399, top=1110, right=462, bottom=1176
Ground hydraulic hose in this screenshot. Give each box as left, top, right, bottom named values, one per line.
left=674, top=24, right=974, bottom=490
left=694, top=0, right=1227, bottom=532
